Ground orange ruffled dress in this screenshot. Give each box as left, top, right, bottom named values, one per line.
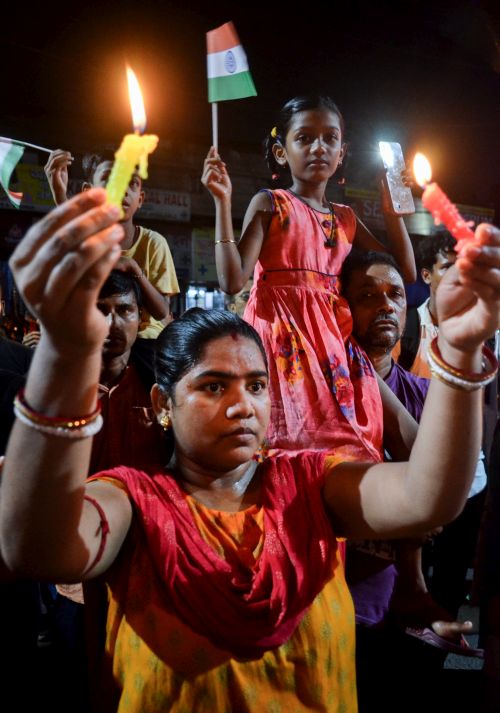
left=244, top=189, right=383, bottom=461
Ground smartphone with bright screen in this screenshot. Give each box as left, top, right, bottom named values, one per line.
left=379, top=141, right=415, bottom=215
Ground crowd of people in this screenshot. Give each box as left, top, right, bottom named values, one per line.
left=0, top=94, right=499, bottom=713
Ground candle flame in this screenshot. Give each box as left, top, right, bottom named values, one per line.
left=413, top=152, right=432, bottom=187
left=127, top=66, right=146, bottom=134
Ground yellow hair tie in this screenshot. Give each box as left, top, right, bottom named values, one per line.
left=270, top=126, right=278, bottom=139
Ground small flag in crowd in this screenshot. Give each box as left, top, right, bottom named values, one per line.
left=0, top=139, right=24, bottom=208
left=206, top=21, right=257, bottom=103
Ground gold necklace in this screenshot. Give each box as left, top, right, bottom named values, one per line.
left=287, top=189, right=338, bottom=248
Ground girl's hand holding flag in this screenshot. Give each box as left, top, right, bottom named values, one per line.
left=201, top=147, right=231, bottom=202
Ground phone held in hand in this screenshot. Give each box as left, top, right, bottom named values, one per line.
left=379, top=141, right=415, bottom=215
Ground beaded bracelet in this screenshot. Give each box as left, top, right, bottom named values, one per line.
left=427, top=337, right=498, bottom=391
left=215, top=239, right=236, bottom=244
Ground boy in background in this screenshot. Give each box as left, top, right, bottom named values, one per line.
left=44, top=149, right=179, bottom=338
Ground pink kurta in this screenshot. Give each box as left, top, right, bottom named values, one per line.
left=244, top=189, right=383, bottom=461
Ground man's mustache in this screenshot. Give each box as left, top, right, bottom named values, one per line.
left=372, top=314, right=399, bottom=328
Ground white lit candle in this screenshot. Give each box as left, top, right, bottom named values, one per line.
left=106, top=67, right=159, bottom=217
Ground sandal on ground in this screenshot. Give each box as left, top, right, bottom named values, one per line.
left=404, top=626, right=484, bottom=658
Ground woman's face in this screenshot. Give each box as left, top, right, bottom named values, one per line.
left=155, top=335, right=270, bottom=474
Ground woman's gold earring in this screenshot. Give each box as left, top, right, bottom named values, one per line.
left=160, top=414, right=171, bottom=431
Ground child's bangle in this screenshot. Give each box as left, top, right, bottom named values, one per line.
left=215, top=239, right=236, bottom=244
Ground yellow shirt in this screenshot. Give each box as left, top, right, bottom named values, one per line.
left=123, top=226, right=179, bottom=339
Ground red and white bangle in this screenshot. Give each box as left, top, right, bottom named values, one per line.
left=13, top=390, right=103, bottom=439
left=427, top=337, right=498, bottom=391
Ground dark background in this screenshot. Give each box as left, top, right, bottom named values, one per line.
left=1, top=0, right=499, bottom=210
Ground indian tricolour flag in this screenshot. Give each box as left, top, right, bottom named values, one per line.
left=206, top=22, right=257, bottom=103
left=0, top=139, right=24, bottom=208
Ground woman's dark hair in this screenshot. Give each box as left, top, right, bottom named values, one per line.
left=154, top=308, right=268, bottom=402
left=264, top=95, right=347, bottom=183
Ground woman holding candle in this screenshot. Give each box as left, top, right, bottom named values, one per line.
left=202, top=95, right=417, bottom=461
left=1, top=189, right=499, bottom=712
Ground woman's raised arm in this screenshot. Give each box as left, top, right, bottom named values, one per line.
left=0, top=190, right=133, bottom=580
left=325, top=224, right=499, bottom=539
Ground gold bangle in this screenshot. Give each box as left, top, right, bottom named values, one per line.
left=215, top=239, right=236, bottom=245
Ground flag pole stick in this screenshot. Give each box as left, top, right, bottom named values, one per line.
left=0, top=137, right=53, bottom=154
left=211, top=103, right=218, bottom=150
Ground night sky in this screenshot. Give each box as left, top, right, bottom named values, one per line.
left=2, top=0, right=499, bottom=210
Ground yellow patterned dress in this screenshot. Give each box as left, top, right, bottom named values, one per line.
left=88, top=452, right=358, bottom=713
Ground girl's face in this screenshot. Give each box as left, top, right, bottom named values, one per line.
left=152, top=335, right=270, bottom=474
left=275, top=109, right=345, bottom=183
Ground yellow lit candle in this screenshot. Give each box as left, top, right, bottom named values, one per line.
left=106, top=66, right=159, bottom=216
left=413, top=152, right=476, bottom=252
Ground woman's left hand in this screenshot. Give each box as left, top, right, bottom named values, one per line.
left=437, top=223, right=500, bottom=353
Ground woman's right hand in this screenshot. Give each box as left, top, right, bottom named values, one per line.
left=437, top=223, right=500, bottom=359
left=201, top=146, right=232, bottom=201
left=9, top=189, right=123, bottom=355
